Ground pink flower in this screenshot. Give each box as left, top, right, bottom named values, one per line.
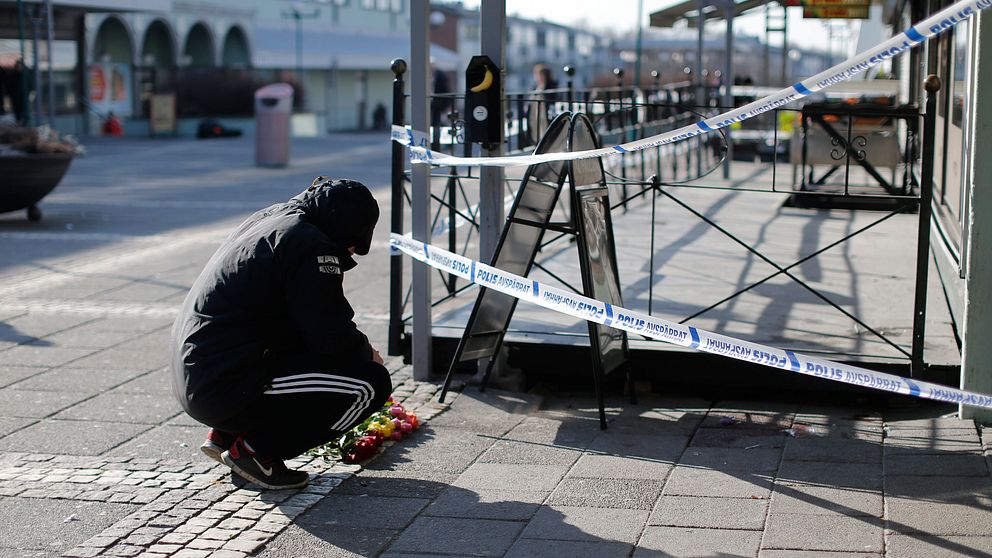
left=389, top=405, right=406, bottom=419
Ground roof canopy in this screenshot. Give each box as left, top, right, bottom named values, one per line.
left=649, top=0, right=778, bottom=27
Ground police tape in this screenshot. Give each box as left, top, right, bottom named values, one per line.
left=392, top=0, right=989, bottom=167
left=390, top=232, right=992, bottom=409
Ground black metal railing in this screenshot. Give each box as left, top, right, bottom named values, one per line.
left=388, top=58, right=938, bottom=377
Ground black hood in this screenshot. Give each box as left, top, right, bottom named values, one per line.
left=291, top=177, right=379, bottom=256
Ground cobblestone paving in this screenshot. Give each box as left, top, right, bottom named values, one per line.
left=0, top=367, right=453, bottom=558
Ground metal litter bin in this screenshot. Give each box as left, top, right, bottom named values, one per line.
left=255, top=83, right=294, bottom=167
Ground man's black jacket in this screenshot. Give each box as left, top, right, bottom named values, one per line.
left=170, top=179, right=378, bottom=424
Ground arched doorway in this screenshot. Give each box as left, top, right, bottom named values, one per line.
left=183, top=23, right=215, bottom=67
left=91, top=17, right=134, bottom=117
left=139, top=19, right=176, bottom=116
left=221, top=26, right=251, bottom=68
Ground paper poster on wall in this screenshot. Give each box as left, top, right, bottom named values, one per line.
left=88, top=63, right=132, bottom=117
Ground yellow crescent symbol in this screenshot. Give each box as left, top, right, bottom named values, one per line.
left=470, top=67, right=494, bottom=93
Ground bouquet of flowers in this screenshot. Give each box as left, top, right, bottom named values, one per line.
left=309, top=396, right=420, bottom=463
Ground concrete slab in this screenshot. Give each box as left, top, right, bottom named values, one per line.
left=884, top=452, right=990, bottom=476
left=776, top=461, right=883, bottom=490
left=334, top=473, right=459, bottom=500
left=502, top=415, right=600, bottom=449
left=454, top=463, right=569, bottom=493
left=770, top=485, right=882, bottom=516
left=256, top=524, right=399, bottom=558
left=650, top=495, right=768, bottom=530
left=505, top=539, right=633, bottom=558
left=0, top=388, right=93, bottom=418
left=11, top=367, right=145, bottom=394
left=0, top=497, right=139, bottom=554
left=105, top=425, right=209, bottom=462
left=663, top=466, right=773, bottom=499
left=884, top=475, right=992, bottom=504
left=586, top=433, right=689, bottom=462
left=689, top=428, right=788, bottom=449
left=0, top=365, right=47, bottom=389
left=759, top=551, right=879, bottom=558
left=546, top=478, right=664, bottom=509
left=0, top=419, right=149, bottom=455
left=53, top=392, right=182, bottom=425
left=886, top=418, right=977, bottom=430
left=886, top=500, right=992, bottom=535
left=478, top=439, right=583, bottom=466
left=63, top=349, right=169, bottom=372
left=567, top=454, right=672, bottom=481
left=113, top=370, right=172, bottom=395
left=884, top=432, right=984, bottom=454
left=30, top=328, right=142, bottom=349
left=634, top=526, right=762, bottom=557
left=763, top=513, right=883, bottom=552
left=385, top=516, right=524, bottom=557
left=679, top=446, right=783, bottom=472
left=1, top=314, right=96, bottom=338
left=0, top=346, right=95, bottom=368
left=885, top=534, right=992, bottom=557
left=296, top=494, right=429, bottom=528
left=520, top=505, right=648, bottom=544
left=0, top=417, right=34, bottom=438
left=424, top=488, right=545, bottom=521
left=783, top=436, right=883, bottom=462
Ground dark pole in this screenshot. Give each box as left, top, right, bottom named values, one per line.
left=16, top=0, right=29, bottom=126
left=295, top=13, right=303, bottom=81
left=911, top=75, right=939, bottom=377
left=31, top=7, right=42, bottom=126
left=564, top=65, right=575, bottom=113
left=634, top=0, right=644, bottom=90
left=388, top=58, right=407, bottom=357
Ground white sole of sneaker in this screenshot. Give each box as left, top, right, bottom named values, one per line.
left=200, top=441, right=225, bottom=464
left=221, top=453, right=309, bottom=490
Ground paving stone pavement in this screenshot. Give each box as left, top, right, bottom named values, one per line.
left=2, top=137, right=992, bottom=557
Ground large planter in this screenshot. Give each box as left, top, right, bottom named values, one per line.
left=0, top=152, right=73, bottom=221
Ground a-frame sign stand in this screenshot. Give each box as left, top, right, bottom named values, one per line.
left=438, top=112, right=631, bottom=429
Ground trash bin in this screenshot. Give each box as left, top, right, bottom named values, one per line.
left=255, top=83, right=294, bottom=167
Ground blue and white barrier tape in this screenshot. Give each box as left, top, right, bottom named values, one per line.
left=392, top=0, right=989, bottom=167
left=390, top=233, right=992, bottom=409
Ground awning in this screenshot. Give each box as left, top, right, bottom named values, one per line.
left=650, top=0, right=778, bottom=27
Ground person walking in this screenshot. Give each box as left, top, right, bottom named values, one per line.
left=170, top=177, right=391, bottom=490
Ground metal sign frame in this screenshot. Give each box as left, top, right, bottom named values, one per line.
left=439, top=112, right=630, bottom=429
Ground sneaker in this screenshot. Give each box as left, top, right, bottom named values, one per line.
left=200, top=429, right=235, bottom=464
left=221, top=437, right=309, bottom=490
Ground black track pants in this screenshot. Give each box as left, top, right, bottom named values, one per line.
left=210, top=353, right=392, bottom=459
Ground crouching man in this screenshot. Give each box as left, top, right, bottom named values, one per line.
left=170, top=177, right=391, bottom=489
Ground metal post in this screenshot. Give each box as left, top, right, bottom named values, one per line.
left=45, top=0, right=55, bottom=127
left=31, top=7, right=42, bottom=127
left=564, top=65, right=575, bottom=113
left=781, top=7, right=789, bottom=86
left=722, top=1, right=733, bottom=179
left=410, top=0, right=432, bottom=380
left=388, top=58, right=407, bottom=357
left=696, top=0, right=705, bottom=177
left=634, top=0, right=644, bottom=90
left=16, top=0, right=29, bottom=126
left=911, top=75, right=939, bottom=377
left=479, top=0, right=506, bottom=264
left=295, top=15, right=303, bottom=80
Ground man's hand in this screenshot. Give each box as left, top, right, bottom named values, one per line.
left=371, top=347, right=384, bottom=365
